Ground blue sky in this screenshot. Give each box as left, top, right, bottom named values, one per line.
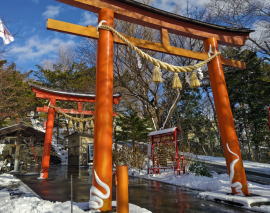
left=0, top=0, right=210, bottom=72
left=1, top=0, right=99, bottom=72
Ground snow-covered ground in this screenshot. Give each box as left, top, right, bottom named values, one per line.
left=129, top=169, right=270, bottom=196
left=186, top=153, right=270, bottom=174
left=130, top=169, right=270, bottom=213
left=0, top=173, right=151, bottom=213
left=142, top=153, right=270, bottom=212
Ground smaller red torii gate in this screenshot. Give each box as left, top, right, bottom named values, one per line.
left=31, top=84, right=121, bottom=179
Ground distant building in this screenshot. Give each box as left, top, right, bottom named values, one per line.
left=65, top=132, right=93, bottom=167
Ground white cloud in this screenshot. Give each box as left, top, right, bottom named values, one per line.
left=42, top=5, right=61, bottom=19
left=79, top=12, right=98, bottom=26
left=152, top=0, right=210, bottom=13
left=250, top=20, right=270, bottom=41
left=8, top=36, right=76, bottom=62
left=245, top=20, right=270, bottom=50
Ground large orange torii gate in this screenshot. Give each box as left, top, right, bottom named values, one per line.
left=46, top=0, right=252, bottom=211
left=31, top=84, right=121, bottom=179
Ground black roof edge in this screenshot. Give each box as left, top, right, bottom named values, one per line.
left=117, top=0, right=254, bottom=33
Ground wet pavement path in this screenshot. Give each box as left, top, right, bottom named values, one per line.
left=17, top=166, right=252, bottom=212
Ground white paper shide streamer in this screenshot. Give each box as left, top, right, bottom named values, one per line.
left=226, top=143, right=243, bottom=194
left=89, top=170, right=110, bottom=211
left=136, top=52, right=142, bottom=69
left=185, top=72, right=190, bottom=85
left=0, top=19, right=14, bottom=45
left=197, top=67, right=204, bottom=80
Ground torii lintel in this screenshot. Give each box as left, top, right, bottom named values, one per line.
left=31, top=84, right=121, bottom=104
left=57, top=0, right=252, bottom=47
left=47, top=18, right=246, bottom=69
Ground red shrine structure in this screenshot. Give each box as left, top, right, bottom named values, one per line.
left=30, top=84, right=121, bottom=179
left=148, top=127, right=185, bottom=175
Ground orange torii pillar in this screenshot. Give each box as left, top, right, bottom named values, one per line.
left=204, top=38, right=249, bottom=195
left=116, top=166, right=129, bottom=213
left=40, top=98, right=56, bottom=179
left=92, top=8, right=114, bottom=211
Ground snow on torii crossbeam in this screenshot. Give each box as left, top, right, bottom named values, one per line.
left=47, top=0, right=252, bottom=211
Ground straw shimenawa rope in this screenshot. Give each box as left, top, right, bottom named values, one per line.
left=97, top=23, right=221, bottom=74
left=48, top=104, right=94, bottom=122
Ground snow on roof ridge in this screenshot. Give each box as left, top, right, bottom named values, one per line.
left=148, top=127, right=178, bottom=136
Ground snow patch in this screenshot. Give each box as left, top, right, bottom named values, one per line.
left=130, top=169, right=229, bottom=192
left=130, top=168, right=270, bottom=212
left=0, top=173, right=20, bottom=187
left=199, top=191, right=270, bottom=212
left=0, top=144, right=7, bottom=154
left=186, top=153, right=270, bottom=175
left=0, top=196, right=85, bottom=213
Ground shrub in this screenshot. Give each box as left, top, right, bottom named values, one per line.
left=113, top=144, right=147, bottom=169
left=188, top=161, right=212, bottom=177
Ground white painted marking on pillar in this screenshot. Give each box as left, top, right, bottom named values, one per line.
left=226, top=143, right=243, bottom=194
left=89, top=170, right=110, bottom=210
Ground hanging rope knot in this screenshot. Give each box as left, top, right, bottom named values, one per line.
left=190, top=71, right=201, bottom=88
left=79, top=115, right=84, bottom=133
left=152, top=65, right=163, bottom=83
left=172, top=73, right=182, bottom=89
left=68, top=119, right=73, bottom=129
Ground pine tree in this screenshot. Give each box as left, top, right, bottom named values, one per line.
left=0, top=60, right=36, bottom=127
left=114, top=110, right=151, bottom=149
left=224, top=49, right=270, bottom=161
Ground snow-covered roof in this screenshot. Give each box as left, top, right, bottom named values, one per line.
left=148, top=127, right=178, bottom=136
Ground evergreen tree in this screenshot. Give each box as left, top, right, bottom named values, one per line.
left=0, top=60, right=36, bottom=127
left=114, top=110, right=151, bottom=149
left=224, top=49, right=270, bottom=161
left=34, top=62, right=96, bottom=93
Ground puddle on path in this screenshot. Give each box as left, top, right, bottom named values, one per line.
left=17, top=166, right=252, bottom=213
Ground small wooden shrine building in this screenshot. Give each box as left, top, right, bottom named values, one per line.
left=0, top=122, right=44, bottom=172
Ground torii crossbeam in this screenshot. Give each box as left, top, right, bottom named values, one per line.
left=47, top=0, right=252, bottom=211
